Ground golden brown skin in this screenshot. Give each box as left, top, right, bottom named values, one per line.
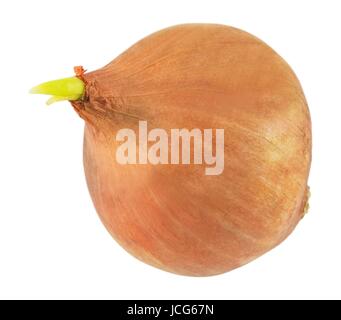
left=73, top=24, right=312, bottom=276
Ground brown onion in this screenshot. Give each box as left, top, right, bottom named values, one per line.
left=33, top=24, right=312, bottom=276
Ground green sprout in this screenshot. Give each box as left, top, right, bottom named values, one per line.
left=30, top=77, right=85, bottom=105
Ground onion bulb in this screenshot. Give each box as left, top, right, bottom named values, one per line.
left=31, top=24, right=312, bottom=276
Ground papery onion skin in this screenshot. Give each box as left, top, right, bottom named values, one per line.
left=72, top=24, right=311, bottom=276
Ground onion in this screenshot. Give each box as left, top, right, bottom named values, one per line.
left=31, top=24, right=312, bottom=276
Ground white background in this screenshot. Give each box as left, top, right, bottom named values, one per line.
left=0, top=0, right=340, bottom=300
